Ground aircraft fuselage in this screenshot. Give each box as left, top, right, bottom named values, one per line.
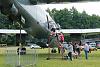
left=0, top=0, right=58, bottom=44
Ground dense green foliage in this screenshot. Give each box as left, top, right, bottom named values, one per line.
left=0, top=13, right=24, bottom=45
left=0, top=13, right=21, bottom=29
left=47, top=7, right=100, bottom=29
left=0, top=13, right=11, bottom=29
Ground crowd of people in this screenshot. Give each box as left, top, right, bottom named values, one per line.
left=49, top=28, right=90, bottom=61
left=63, top=42, right=90, bottom=61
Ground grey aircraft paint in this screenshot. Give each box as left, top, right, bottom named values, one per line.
left=0, top=0, right=58, bottom=38
left=0, top=0, right=59, bottom=47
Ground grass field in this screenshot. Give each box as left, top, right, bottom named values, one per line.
left=0, top=47, right=100, bottom=67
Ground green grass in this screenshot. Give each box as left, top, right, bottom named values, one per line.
left=36, top=49, right=100, bottom=67
left=0, top=48, right=100, bottom=67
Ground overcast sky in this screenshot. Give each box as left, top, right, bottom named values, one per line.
left=38, top=1, right=100, bottom=16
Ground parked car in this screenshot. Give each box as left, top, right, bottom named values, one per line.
left=30, top=44, right=41, bottom=49
left=80, top=42, right=97, bottom=51
left=95, top=42, right=100, bottom=49
left=89, top=43, right=97, bottom=51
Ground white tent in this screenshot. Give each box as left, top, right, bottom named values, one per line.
left=0, top=29, right=27, bottom=34
left=56, top=28, right=100, bottom=33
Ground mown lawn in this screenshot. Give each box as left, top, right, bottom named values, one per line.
left=36, top=49, right=100, bottom=67
left=0, top=48, right=100, bottom=67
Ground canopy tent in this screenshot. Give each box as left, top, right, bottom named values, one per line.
left=0, top=29, right=27, bottom=34
left=56, top=29, right=100, bottom=34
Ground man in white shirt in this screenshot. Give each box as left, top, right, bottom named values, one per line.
left=67, top=42, right=73, bottom=61
left=84, top=43, right=89, bottom=60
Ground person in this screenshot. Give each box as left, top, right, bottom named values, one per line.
left=57, top=32, right=64, bottom=53
left=73, top=43, right=77, bottom=53
left=58, top=47, right=61, bottom=53
left=49, top=28, right=56, bottom=47
left=72, top=51, right=78, bottom=59
left=58, top=32, right=64, bottom=43
left=67, top=42, right=73, bottom=61
left=50, top=28, right=56, bottom=36
left=76, top=43, right=81, bottom=57
left=89, top=45, right=92, bottom=53
left=84, top=43, right=89, bottom=60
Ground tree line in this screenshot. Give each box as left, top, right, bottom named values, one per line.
left=47, top=7, right=100, bottom=29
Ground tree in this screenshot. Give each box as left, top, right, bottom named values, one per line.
left=0, top=13, right=10, bottom=29
left=47, top=7, right=100, bottom=29
left=0, top=13, right=22, bottom=29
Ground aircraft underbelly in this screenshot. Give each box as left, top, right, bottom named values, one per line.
left=13, top=1, right=49, bottom=38
left=13, top=0, right=60, bottom=39
left=21, top=9, right=49, bottom=39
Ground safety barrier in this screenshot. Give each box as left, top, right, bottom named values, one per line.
left=6, top=47, right=37, bottom=67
